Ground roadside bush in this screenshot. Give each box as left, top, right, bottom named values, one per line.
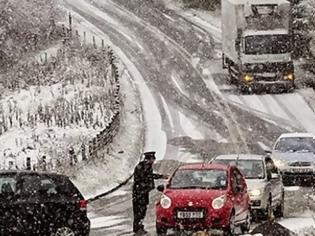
left=0, top=0, right=61, bottom=68
left=181, top=0, right=220, bottom=10
left=291, top=0, right=315, bottom=89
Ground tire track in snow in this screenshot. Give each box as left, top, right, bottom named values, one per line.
left=103, top=0, right=249, bottom=153
left=174, top=6, right=315, bottom=134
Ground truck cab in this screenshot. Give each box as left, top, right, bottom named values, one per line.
left=222, top=0, right=294, bottom=93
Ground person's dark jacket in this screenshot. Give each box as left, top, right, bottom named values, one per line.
left=132, top=160, right=164, bottom=202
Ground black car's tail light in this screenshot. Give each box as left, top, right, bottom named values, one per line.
left=79, top=200, right=88, bottom=211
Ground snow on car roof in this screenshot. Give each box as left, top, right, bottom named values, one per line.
left=278, top=133, right=314, bottom=139
left=178, top=163, right=229, bottom=170
left=215, top=154, right=264, bottom=161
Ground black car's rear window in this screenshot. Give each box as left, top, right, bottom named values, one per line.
left=0, top=175, right=17, bottom=195
left=0, top=173, right=82, bottom=199
left=19, top=174, right=83, bottom=198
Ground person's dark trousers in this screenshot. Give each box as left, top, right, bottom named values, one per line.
left=133, top=199, right=148, bottom=233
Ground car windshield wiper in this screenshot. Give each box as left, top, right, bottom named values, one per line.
left=296, top=149, right=312, bottom=153
left=174, top=186, right=207, bottom=189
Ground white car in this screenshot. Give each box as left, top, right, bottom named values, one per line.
left=270, top=133, right=315, bottom=186
left=213, top=154, right=284, bottom=220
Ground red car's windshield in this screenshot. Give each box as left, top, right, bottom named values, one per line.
left=169, top=169, right=227, bottom=190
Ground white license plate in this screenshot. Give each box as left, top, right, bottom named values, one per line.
left=177, top=211, right=204, bottom=219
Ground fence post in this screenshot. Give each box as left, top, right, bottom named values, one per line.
left=81, top=143, right=87, bottom=161
left=44, top=52, right=48, bottom=64
left=88, top=140, right=93, bottom=158
left=92, top=138, right=97, bottom=159
left=83, top=32, right=86, bottom=44
left=62, top=24, right=66, bottom=37
left=102, top=39, right=104, bottom=49
left=68, top=12, right=72, bottom=38
left=92, top=36, right=96, bottom=48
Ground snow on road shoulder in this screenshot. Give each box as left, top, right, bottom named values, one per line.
left=178, top=111, right=204, bottom=140
left=163, top=0, right=221, bottom=42
left=72, top=65, right=143, bottom=200
left=89, top=215, right=129, bottom=229
left=279, top=217, right=315, bottom=234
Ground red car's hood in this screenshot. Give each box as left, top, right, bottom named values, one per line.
left=164, top=188, right=226, bottom=207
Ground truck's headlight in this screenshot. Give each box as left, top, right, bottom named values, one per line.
left=244, top=74, right=253, bottom=82
left=284, top=73, right=294, bottom=80
left=250, top=189, right=262, bottom=197
left=212, top=195, right=226, bottom=210
left=160, top=194, right=171, bottom=209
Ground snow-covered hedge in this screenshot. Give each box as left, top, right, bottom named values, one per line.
left=291, top=0, right=315, bottom=88
left=0, top=0, right=62, bottom=67
left=298, top=0, right=315, bottom=55
left=180, top=0, right=220, bottom=10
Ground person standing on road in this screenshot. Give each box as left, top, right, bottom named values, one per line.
left=132, top=151, right=168, bottom=235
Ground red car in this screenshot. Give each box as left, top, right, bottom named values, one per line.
left=155, top=163, right=251, bottom=235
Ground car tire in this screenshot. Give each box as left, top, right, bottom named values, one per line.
left=156, top=224, right=167, bottom=236
left=223, top=211, right=236, bottom=236
left=240, top=211, right=251, bottom=234
left=274, top=193, right=284, bottom=218
left=54, top=226, right=76, bottom=236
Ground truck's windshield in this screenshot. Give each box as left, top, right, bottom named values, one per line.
left=244, top=34, right=291, bottom=55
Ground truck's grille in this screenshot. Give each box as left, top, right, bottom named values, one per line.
left=289, top=162, right=312, bottom=167
left=244, top=62, right=293, bottom=74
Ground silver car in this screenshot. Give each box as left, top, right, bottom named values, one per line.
left=270, top=133, right=315, bottom=186
left=213, top=154, right=284, bottom=220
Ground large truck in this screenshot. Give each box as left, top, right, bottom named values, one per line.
left=222, top=0, right=295, bottom=92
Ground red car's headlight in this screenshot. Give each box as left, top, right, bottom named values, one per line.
left=212, top=195, right=226, bottom=210
left=160, top=194, right=172, bottom=209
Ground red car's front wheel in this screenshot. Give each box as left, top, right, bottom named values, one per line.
left=156, top=224, right=168, bottom=236
left=223, top=212, right=236, bottom=236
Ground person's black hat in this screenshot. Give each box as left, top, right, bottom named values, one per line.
left=144, top=151, right=156, bottom=160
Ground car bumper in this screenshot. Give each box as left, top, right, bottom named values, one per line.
left=242, top=80, right=294, bottom=92
left=156, top=206, right=232, bottom=230
left=281, top=170, right=314, bottom=184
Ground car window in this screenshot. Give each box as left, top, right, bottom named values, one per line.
left=0, top=176, right=17, bottom=195
left=170, top=169, right=227, bottom=190
left=275, top=137, right=315, bottom=152
left=215, top=159, right=265, bottom=179
left=19, top=174, right=82, bottom=198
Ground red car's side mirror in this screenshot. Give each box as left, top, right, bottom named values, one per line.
left=157, top=185, right=165, bottom=192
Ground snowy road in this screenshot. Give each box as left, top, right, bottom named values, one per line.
left=60, top=0, right=315, bottom=235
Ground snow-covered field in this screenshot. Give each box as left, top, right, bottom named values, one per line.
left=0, top=45, right=116, bottom=171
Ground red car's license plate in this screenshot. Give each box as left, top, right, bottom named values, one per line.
left=177, top=211, right=204, bottom=219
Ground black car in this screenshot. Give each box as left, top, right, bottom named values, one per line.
left=0, top=170, right=90, bottom=236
